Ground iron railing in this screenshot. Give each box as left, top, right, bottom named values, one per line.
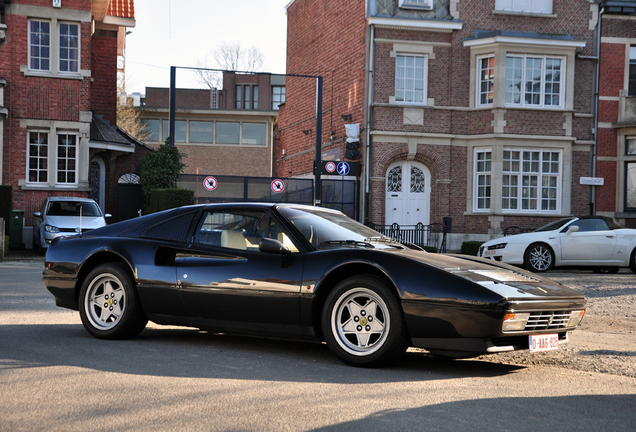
left=366, top=222, right=446, bottom=252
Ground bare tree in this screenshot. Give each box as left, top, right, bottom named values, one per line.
left=117, top=98, right=150, bottom=142
left=196, top=42, right=265, bottom=89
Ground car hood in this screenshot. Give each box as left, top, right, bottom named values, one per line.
left=481, top=232, right=538, bottom=247
left=45, top=216, right=106, bottom=230
left=395, top=249, right=584, bottom=300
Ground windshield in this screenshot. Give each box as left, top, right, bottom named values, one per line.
left=534, top=217, right=575, bottom=232
left=46, top=201, right=102, bottom=217
left=278, top=207, right=402, bottom=250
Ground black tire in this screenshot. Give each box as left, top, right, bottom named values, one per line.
left=34, top=231, right=46, bottom=256
left=79, top=263, right=147, bottom=339
left=593, top=267, right=620, bottom=274
left=321, top=275, right=409, bottom=368
left=524, top=243, right=554, bottom=272
left=630, top=249, right=636, bottom=274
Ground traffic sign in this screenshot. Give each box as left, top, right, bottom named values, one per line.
left=203, top=176, right=218, bottom=191
left=271, top=179, right=285, bottom=193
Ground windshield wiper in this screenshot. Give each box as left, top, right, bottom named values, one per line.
left=364, top=237, right=405, bottom=249
left=320, top=240, right=375, bottom=248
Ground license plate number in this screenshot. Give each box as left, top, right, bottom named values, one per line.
left=484, top=250, right=497, bottom=256
left=529, top=334, right=559, bottom=353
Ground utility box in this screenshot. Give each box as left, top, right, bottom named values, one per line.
left=10, top=209, right=24, bottom=250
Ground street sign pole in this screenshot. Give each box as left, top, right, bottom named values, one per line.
left=315, top=76, right=323, bottom=206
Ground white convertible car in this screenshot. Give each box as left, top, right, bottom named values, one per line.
left=478, top=216, right=636, bottom=273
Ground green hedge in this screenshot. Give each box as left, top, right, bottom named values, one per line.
left=0, top=185, right=12, bottom=228
left=147, top=188, right=195, bottom=214
left=461, top=241, right=484, bottom=256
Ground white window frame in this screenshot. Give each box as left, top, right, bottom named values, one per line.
left=399, top=0, right=433, bottom=9
left=394, top=54, right=428, bottom=106
left=27, top=130, right=49, bottom=184
left=58, top=22, right=80, bottom=74
left=495, top=0, right=553, bottom=14
left=28, top=19, right=51, bottom=72
left=474, top=149, right=492, bottom=212
left=505, top=54, right=565, bottom=109
left=272, top=86, right=285, bottom=110
left=502, top=149, right=562, bottom=213
left=477, top=55, right=495, bottom=107
left=56, top=132, right=78, bottom=186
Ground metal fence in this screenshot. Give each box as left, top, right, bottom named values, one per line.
left=366, top=222, right=446, bottom=252
left=177, top=174, right=359, bottom=219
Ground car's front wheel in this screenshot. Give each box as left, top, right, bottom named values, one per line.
left=630, top=249, right=636, bottom=274
left=322, top=275, right=409, bottom=368
left=79, top=263, right=147, bottom=339
left=524, top=243, right=554, bottom=272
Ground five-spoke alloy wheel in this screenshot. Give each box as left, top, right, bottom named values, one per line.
left=524, top=243, right=554, bottom=272
left=322, top=275, right=409, bottom=367
left=79, top=263, right=147, bottom=339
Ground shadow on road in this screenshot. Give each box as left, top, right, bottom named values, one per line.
left=0, top=323, right=525, bottom=384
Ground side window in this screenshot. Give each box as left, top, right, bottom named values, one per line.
left=569, top=219, right=609, bottom=232
left=194, top=211, right=298, bottom=252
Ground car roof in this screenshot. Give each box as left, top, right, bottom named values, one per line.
left=46, top=197, right=97, bottom=203
left=576, top=215, right=626, bottom=230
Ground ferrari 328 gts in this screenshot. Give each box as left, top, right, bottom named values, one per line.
left=43, top=203, right=586, bottom=367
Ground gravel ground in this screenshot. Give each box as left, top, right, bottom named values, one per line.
left=478, top=269, right=636, bottom=378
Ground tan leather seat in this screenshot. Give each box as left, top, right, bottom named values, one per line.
left=221, top=231, right=247, bottom=250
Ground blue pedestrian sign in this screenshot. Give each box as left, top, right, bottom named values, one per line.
left=337, top=162, right=350, bottom=176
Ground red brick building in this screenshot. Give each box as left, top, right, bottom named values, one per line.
left=596, top=1, right=636, bottom=228
left=135, top=72, right=285, bottom=178
left=0, top=0, right=149, bottom=243
left=280, top=0, right=601, bottom=249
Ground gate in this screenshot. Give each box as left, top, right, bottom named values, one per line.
left=117, top=183, right=143, bottom=221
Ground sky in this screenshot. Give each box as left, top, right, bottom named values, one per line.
left=124, top=0, right=290, bottom=94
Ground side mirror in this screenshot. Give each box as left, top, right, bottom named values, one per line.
left=259, top=238, right=291, bottom=255
left=33, top=212, right=42, bottom=218
left=566, top=225, right=579, bottom=234
left=105, top=213, right=112, bottom=219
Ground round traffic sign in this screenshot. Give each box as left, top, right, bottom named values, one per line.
left=337, top=162, right=350, bottom=176
left=203, top=176, right=218, bottom=191
left=325, top=161, right=336, bottom=173
left=271, top=179, right=285, bottom=193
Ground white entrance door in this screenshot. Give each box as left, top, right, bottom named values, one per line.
left=385, top=161, right=430, bottom=226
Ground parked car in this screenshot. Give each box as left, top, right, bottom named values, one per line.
left=479, top=216, right=636, bottom=273
left=33, top=197, right=110, bottom=254
left=43, top=203, right=586, bottom=367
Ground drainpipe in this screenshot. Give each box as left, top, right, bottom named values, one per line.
left=363, top=23, right=375, bottom=224
left=578, top=3, right=602, bottom=216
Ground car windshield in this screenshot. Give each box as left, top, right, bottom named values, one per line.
left=278, top=207, right=403, bottom=250
left=533, top=218, right=575, bottom=232
left=46, top=201, right=102, bottom=217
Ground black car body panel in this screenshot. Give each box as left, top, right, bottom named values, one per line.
left=43, top=203, right=586, bottom=361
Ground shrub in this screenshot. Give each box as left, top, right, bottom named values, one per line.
left=461, top=241, right=484, bottom=256
left=147, top=188, right=195, bottom=213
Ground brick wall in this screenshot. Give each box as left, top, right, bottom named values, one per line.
left=91, top=33, right=117, bottom=125
left=278, top=0, right=367, bottom=178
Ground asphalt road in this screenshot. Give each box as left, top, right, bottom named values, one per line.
left=1, top=259, right=635, bottom=432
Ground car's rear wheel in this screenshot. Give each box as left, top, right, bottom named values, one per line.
left=79, top=263, right=147, bottom=339
left=524, top=243, right=554, bottom=272
left=322, top=275, right=409, bottom=368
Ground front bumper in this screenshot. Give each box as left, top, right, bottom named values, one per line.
left=479, top=243, right=526, bottom=265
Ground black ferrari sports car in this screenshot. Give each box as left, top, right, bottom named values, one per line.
left=43, top=203, right=586, bottom=367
